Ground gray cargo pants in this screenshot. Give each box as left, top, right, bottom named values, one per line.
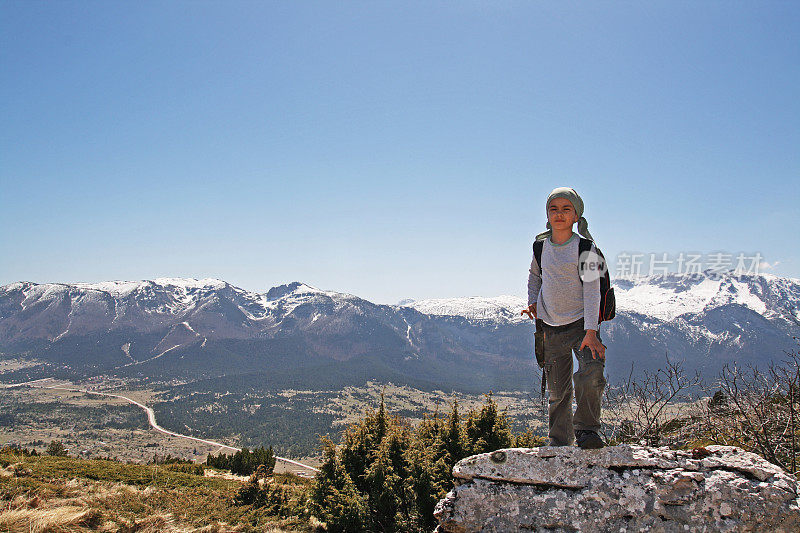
left=541, top=317, right=606, bottom=446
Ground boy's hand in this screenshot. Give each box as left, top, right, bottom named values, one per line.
left=521, top=303, right=537, bottom=320
left=580, top=330, right=606, bottom=361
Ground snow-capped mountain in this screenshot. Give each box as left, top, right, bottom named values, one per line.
left=403, top=271, right=799, bottom=376
left=406, top=272, right=800, bottom=332
left=0, top=272, right=798, bottom=389
left=404, top=295, right=528, bottom=324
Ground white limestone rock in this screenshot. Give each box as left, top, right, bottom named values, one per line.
left=434, top=445, right=800, bottom=532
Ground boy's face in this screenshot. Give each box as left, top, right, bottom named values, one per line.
left=547, top=197, right=579, bottom=230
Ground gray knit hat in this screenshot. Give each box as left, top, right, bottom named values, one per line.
left=535, top=186, right=594, bottom=242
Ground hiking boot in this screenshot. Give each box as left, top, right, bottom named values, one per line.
left=575, top=430, right=605, bottom=449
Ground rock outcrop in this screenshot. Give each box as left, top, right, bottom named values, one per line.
left=433, top=445, right=800, bottom=532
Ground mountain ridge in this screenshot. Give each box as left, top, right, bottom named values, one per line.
left=1, top=272, right=798, bottom=390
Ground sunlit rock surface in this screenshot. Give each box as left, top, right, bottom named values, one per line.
left=434, top=445, right=800, bottom=532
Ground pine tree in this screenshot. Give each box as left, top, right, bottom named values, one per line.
left=514, top=428, right=547, bottom=448
left=340, top=393, right=390, bottom=495
left=365, top=439, right=401, bottom=531
left=46, top=440, right=68, bottom=457
left=206, top=445, right=275, bottom=475
left=465, top=392, right=513, bottom=455
left=311, top=391, right=530, bottom=532
left=375, top=391, right=388, bottom=443
left=310, top=438, right=369, bottom=532
left=407, top=414, right=449, bottom=531
left=443, top=398, right=466, bottom=463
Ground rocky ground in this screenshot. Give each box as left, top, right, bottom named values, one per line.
left=434, top=444, right=800, bottom=532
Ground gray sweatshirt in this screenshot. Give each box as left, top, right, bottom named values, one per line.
left=527, top=232, right=601, bottom=331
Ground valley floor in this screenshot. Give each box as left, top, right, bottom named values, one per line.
left=0, top=381, right=322, bottom=475
left=1, top=377, right=545, bottom=465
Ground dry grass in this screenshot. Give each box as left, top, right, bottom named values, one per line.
left=0, top=505, right=297, bottom=533
left=0, top=505, right=247, bottom=532
left=0, top=489, right=298, bottom=532
left=0, top=504, right=101, bottom=533
left=0, top=452, right=310, bottom=532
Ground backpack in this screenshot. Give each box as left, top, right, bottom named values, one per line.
left=533, top=236, right=616, bottom=325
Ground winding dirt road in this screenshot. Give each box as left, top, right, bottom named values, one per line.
left=6, top=380, right=319, bottom=474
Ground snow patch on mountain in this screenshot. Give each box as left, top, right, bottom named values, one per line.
left=404, top=295, right=528, bottom=324
left=613, top=273, right=783, bottom=322
left=707, top=278, right=768, bottom=314
left=228, top=282, right=357, bottom=320
left=72, top=280, right=144, bottom=297
left=153, top=278, right=228, bottom=290
left=614, top=276, right=723, bottom=321
left=69, top=278, right=228, bottom=298
left=265, top=281, right=320, bottom=301
left=180, top=321, right=199, bottom=335
left=0, top=281, right=31, bottom=293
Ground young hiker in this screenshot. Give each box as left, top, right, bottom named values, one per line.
left=522, top=187, right=607, bottom=449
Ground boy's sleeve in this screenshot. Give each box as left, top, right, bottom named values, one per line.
left=527, top=244, right=542, bottom=307
left=582, top=243, right=601, bottom=331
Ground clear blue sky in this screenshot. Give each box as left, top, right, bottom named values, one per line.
left=2, top=1, right=798, bottom=304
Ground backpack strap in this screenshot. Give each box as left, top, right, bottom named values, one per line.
left=533, top=239, right=545, bottom=271
left=578, top=237, right=592, bottom=285
left=578, top=237, right=593, bottom=257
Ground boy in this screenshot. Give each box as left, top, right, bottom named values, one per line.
left=523, top=187, right=607, bottom=449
